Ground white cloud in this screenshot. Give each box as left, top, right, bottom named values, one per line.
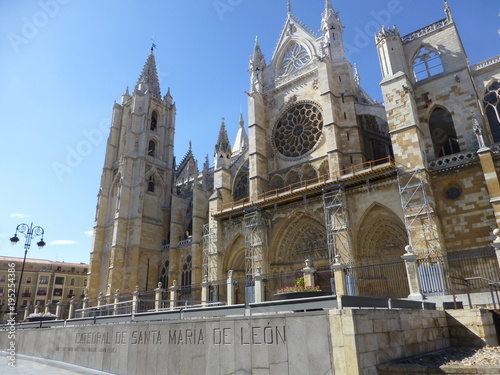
left=48, top=240, right=77, bottom=246
left=11, top=213, right=29, bottom=218
left=84, top=230, right=93, bottom=237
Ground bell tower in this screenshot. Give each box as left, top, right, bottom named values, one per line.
left=88, top=48, right=176, bottom=297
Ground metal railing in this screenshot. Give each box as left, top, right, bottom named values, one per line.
left=449, top=276, right=500, bottom=309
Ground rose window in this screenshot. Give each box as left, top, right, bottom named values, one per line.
left=273, top=103, right=323, bottom=158
left=279, top=43, right=311, bottom=77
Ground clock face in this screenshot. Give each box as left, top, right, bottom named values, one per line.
left=273, top=103, right=323, bottom=158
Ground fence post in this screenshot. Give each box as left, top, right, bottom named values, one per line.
left=169, top=280, right=179, bottom=310
left=493, top=229, right=500, bottom=268
left=56, top=300, right=62, bottom=318
left=302, top=259, right=316, bottom=287
left=45, top=300, right=51, bottom=315
left=402, top=246, right=424, bottom=300
left=154, top=283, right=164, bottom=311
left=68, top=297, right=75, bottom=320
left=113, top=289, right=120, bottom=315
left=254, top=268, right=265, bottom=303
left=201, top=277, right=210, bottom=307
left=132, top=286, right=140, bottom=314
left=332, top=257, right=347, bottom=297
left=227, top=270, right=235, bottom=305
left=34, top=302, right=40, bottom=315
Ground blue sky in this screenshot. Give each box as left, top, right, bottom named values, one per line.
left=0, top=0, right=498, bottom=264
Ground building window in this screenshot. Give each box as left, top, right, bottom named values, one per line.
left=37, top=288, right=47, bottom=296
left=160, top=260, right=169, bottom=289
left=148, top=140, right=156, bottom=157
left=71, top=267, right=75, bottom=273
left=429, top=107, right=460, bottom=158
left=413, top=46, right=444, bottom=81
left=56, top=266, right=62, bottom=271
left=26, top=277, right=31, bottom=284
left=70, top=278, right=75, bottom=286
left=83, top=279, right=87, bottom=287
left=148, top=176, right=156, bottom=193
left=0, top=275, right=5, bottom=282
left=53, top=289, right=63, bottom=297
left=151, top=111, right=158, bottom=131
left=483, top=81, right=500, bottom=143
left=83, top=268, right=88, bottom=274
left=55, top=276, right=64, bottom=285
left=39, top=276, right=49, bottom=284
left=0, top=287, right=4, bottom=296
left=181, top=256, right=192, bottom=295
left=68, top=289, right=74, bottom=298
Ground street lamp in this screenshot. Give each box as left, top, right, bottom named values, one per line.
left=10, top=223, right=45, bottom=318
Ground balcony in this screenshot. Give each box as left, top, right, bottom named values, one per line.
left=21, top=293, right=31, bottom=297
left=36, top=291, right=47, bottom=296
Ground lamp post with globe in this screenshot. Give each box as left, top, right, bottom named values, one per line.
left=10, top=223, right=46, bottom=319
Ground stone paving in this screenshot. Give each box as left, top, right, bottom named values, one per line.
left=394, top=346, right=500, bottom=367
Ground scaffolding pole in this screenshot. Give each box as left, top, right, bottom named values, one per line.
left=243, top=210, right=264, bottom=283
left=323, top=185, right=352, bottom=268
left=397, top=169, right=439, bottom=256
left=202, top=222, right=218, bottom=282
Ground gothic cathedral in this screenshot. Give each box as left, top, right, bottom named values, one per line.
left=88, top=2, right=500, bottom=302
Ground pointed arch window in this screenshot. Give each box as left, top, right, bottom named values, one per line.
left=483, top=81, right=500, bottom=143
left=150, top=111, right=158, bottom=132
left=233, top=162, right=249, bottom=202
left=148, top=140, right=156, bottom=157
left=181, top=255, right=192, bottom=295
left=160, top=260, right=169, bottom=289
left=148, top=176, right=156, bottom=193
left=429, top=108, right=460, bottom=158
left=413, top=46, right=444, bottom=81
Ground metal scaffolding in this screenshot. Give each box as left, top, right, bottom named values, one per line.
left=323, top=185, right=352, bottom=268
left=397, top=169, right=439, bottom=256
left=243, top=210, right=264, bottom=282
left=202, top=222, right=218, bottom=282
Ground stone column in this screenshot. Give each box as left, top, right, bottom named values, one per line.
left=169, top=280, right=179, bottom=310
left=154, top=282, right=164, bottom=311
left=493, top=229, right=500, bottom=268
left=402, top=245, right=424, bottom=300
left=24, top=304, right=32, bottom=320
left=45, top=300, right=51, bottom=314
left=34, top=302, right=40, bottom=315
left=201, top=277, right=210, bottom=307
left=302, top=259, right=316, bottom=287
left=113, top=289, right=120, bottom=315
left=56, top=301, right=62, bottom=318
left=254, top=268, right=265, bottom=303
left=132, top=286, right=140, bottom=314
left=226, top=270, right=235, bottom=305
left=97, top=292, right=103, bottom=308
left=332, top=257, right=347, bottom=297
left=68, top=297, right=75, bottom=320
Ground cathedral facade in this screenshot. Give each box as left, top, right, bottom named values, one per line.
left=88, top=2, right=500, bottom=303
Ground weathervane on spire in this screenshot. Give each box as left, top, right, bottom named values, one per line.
left=287, top=0, right=291, bottom=14
left=151, top=36, right=157, bottom=54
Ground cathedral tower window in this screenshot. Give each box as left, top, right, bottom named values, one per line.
left=413, top=46, right=444, bottom=81
left=483, top=81, right=500, bottom=143
left=148, top=140, right=157, bottom=157
left=181, top=255, right=192, bottom=295
left=160, top=260, right=169, bottom=289
left=233, top=162, right=249, bottom=202
left=150, top=111, right=158, bottom=131
left=429, top=108, right=460, bottom=158
left=148, top=176, right=156, bottom=193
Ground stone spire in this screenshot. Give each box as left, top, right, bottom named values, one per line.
left=353, top=63, right=360, bottom=85
left=444, top=0, right=453, bottom=22
left=135, top=50, right=161, bottom=99
left=287, top=0, right=291, bottom=14
left=321, top=0, right=345, bottom=61
left=232, top=113, right=249, bottom=156
left=215, top=118, right=231, bottom=155
left=249, top=36, right=266, bottom=93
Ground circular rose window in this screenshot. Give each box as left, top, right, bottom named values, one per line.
left=274, top=103, right=323, bottom=158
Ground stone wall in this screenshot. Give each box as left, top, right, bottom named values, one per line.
left=1, top=309, right=498, bottom=375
